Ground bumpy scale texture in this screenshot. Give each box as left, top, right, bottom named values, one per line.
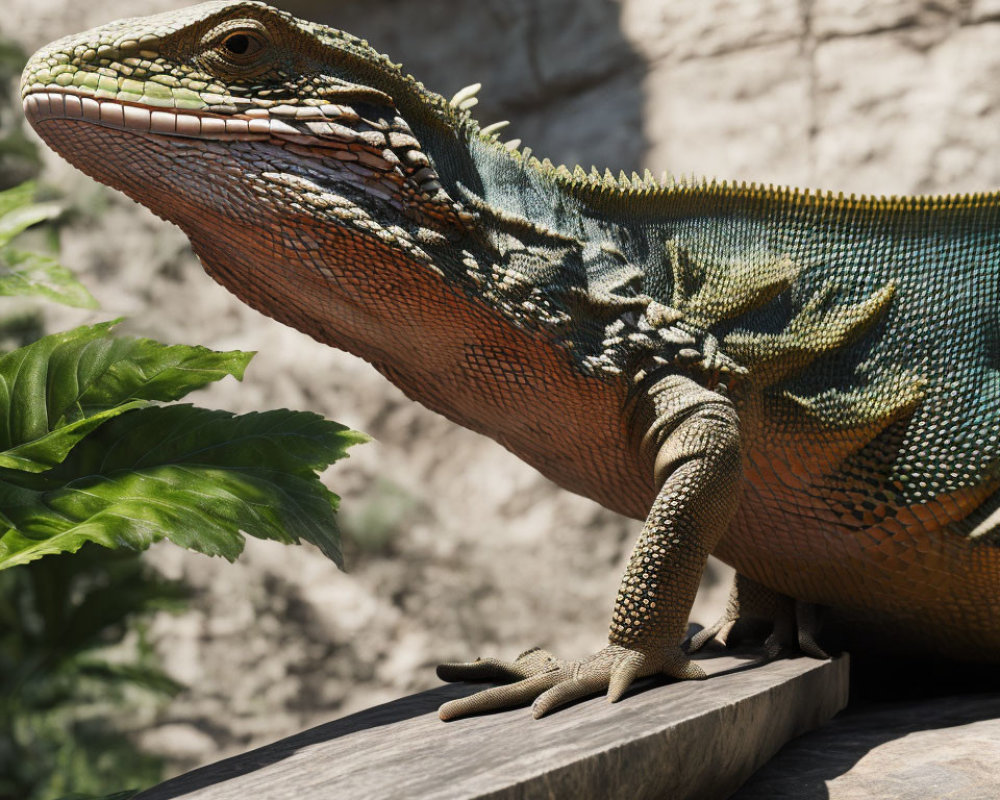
left=20, top=1, right=1000, bottom=718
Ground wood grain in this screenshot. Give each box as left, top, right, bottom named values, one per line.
left=137, top=648, right=848, bottom=800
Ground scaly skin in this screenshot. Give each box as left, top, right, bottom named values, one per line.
left=21, top=2, right=1000, bottom=720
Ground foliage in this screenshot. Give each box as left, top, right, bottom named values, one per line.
left=0, top=400, right=363, bottom=569
left=0, top=63, right=171, bottom=800
left=0, top=182, right=96, bottom=309
left=0, top=171, right=366, bottom=799
left=0, top=183, right=368, bottom=570
left=0, top=544, right=186, bottom=800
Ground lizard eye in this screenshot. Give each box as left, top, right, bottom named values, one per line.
left=220, top=29, right=266, bottom=61
left=201, top=21, right=274, bottom=76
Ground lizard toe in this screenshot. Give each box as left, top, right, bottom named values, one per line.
left=439, top=673, right=558, bottom=721
left=436, top=648, right=557, bottom=683
left=661, top=646, right=708, bottom=681
left=795, top=602, right=830, bottom=659
left=690, top=573, right=831, bottom=661
left=606, top=650, right=647, bottom=703
left=437, top=644, right=682, bottom=720
left=687, top=616, right=738, bottom=653
left=763, top=599, right=830, bottom=660
left=532, top=672, right=609, bottom=718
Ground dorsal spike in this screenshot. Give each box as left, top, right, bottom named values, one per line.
left=479, top=119, right=510, bottom=137
left=449, top=82, right=482, bottom=109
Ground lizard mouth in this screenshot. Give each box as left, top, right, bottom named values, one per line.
left=24, top=89, right=275, bottom=140
left=22, top=88, right=446, bottom=201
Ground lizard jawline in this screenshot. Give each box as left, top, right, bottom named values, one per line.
left=22, top=88, right=443, bottom=201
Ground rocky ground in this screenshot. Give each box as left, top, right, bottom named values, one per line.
left=3, top=0, right=999, bottom=780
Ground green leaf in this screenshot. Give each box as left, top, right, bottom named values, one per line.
left=0, top=404, right=367, bottom=570
left=0, top=201, right=60, bottom=248
left=0, top=182, right=37, bottom=219
left=0, top=181, right=94, bottom=310
left=0, top=322, right=254, bottom=472
left=0, top=181, right=60, bottom=248
left=0, top=249, right=97, bottom=308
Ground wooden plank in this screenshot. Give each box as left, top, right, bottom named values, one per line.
left=138, top=648, right=849, bottom=800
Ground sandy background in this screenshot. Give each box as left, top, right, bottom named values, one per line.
left=3, top=0, right=999, bottom=776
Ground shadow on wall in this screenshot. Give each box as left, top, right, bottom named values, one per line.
left=279, top=0, right=648, bottom=175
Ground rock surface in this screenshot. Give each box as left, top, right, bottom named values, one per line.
left=1, top=0, right=998, bottom=784
left=734, top=692, right=1000, bottom=800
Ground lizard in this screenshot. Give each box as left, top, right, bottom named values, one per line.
left=19, top=1, right=1000, bottom=721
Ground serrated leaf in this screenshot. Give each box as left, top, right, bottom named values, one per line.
left=0, top=404, right=367, bottom=570
left=0, top=248, right=98, bottom=308
left=0, top=322, right=254, bottom=471
left=0, top=400, right=148, bottom=472
left=62, top=402, right=369, bottom=476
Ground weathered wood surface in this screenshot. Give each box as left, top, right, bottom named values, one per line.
left=138, top=649, right=848, bottom=800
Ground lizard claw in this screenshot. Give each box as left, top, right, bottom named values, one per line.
left=687, top=616, right=739, bottom=653
left=532, top=671, right=609, bottom=718
left=766, top=600, right=829, bottom=660
left=437, top=644, right=701, bottom=720
left=687, top=572, right=830, bottom=660
left=606, top=650, right=646, bottom=703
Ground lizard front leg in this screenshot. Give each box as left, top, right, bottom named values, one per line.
left=437, top=376, right=743, bottom=719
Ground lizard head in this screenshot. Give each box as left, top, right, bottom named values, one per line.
left=20, top=0, right=509, bottom=352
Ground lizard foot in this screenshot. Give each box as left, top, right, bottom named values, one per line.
left=687, top=572, right=829, bottom=660
left=436, top=643, right=706, bottom=720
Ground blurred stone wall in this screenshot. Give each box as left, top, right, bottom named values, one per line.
left=3, top=0, right=999, bottom=775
